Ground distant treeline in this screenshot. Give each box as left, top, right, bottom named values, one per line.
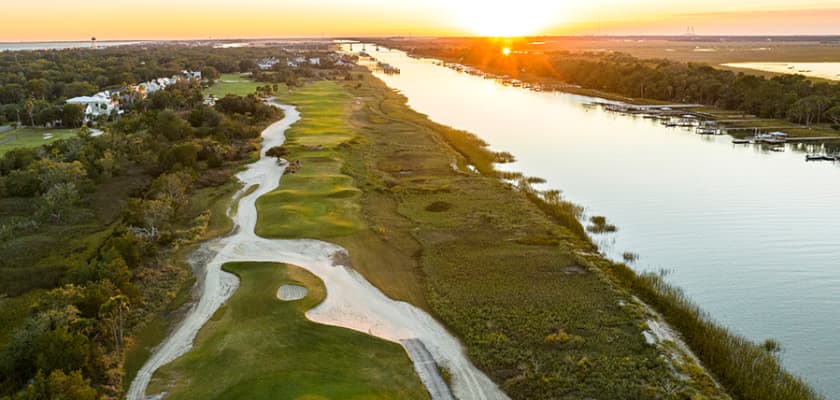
left=400, top=43, right=840, bottom=128
left=0, top=45, right=343, bottom=127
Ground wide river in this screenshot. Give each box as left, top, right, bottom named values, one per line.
left=346, top=44, right=840, bottom=397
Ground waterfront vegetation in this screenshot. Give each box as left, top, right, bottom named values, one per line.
left=315, top=69, right=818, bottom=399
left=361, top=50, right=821, bottom=397
left=605, top=265, right=823, bottom=400
left=147, top=262, right=428, bottom=399
left=392, top=39, right=840, bottom=137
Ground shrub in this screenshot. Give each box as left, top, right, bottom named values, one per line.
left=424, top=201, right=452, bottom=212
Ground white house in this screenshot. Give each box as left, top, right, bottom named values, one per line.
left=308, top=57, right=320, bottom=65
left=257, top=57, right=279, bottom=70
left=66, top=92, right=118, bottom=123
left=65, top=71, right=201, bottom=124
left=182, top=70, right=202, bottom=80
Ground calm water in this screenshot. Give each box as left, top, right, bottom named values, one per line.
left=349, top=45, right=840, bottom=397
left=0, top=41, right=144, bottom=51
left=723, top=62, right=840, bottom=81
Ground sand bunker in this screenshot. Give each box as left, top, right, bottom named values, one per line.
left=277, top=284, right=308, bottom=301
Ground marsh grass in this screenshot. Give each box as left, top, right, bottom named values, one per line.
left=607, top=264, right=823, bottom=400
left=332, top=73, right=723, bottom=399
left=587, top=215, right=618, bottom=234
left=344, top=71, right=820, bottom=399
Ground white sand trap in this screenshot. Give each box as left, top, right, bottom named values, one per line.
left=277, top=284, right=308, bottom=301
left=127, top=102, right=508, bottom=400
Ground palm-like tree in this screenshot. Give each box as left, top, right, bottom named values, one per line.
left=100, top=294, right=130, bottom=352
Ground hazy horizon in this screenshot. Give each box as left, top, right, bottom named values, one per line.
left=3, top=0, right=839, bottom=42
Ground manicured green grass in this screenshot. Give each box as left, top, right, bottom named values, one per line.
left=0, top=127, right=79, bottom=155
left=256, top=81, right=364, bottom=239
left=148, top=262, right=428, bottom=400
left=205, top=73, right=262, bottom=98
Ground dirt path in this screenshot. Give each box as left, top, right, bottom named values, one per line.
left=127, top=102, right=508, bottom=400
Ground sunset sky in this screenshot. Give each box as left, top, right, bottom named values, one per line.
left=2, top=0, right=839, bottom=41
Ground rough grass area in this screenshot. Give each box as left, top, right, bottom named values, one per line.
left=0, top=127, right=79, bottom=155
left=123, top=180, right=241, bottom=387
left=205, top=73, right=262, bottom=97
left=0, top=290, right=43, bottom=348
left=335, top=74, right=724, bottom=399
left=0, top=172, right=150, bottom=296
left=256, top=81, right=364, bottom=239
left=148, top=262, right=428, bottom=400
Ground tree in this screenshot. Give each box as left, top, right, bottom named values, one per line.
left=200, top=66, right=220, bottom=81
left=788, top=95, right=832, bottom=126
left=33, top=327, right=92, bottom=375
left=17, top=369, right=98, bottom=400
left=151, top=110, right=192, bottom=141
left=824, top=105, right=840, bottom=127
left=31, top=159, right=88, bottom=194
left=23, top=99, right=36, bottom=127
left=38, top=182, right=80, bottom=222
left=62, top=104, right=85, bottom=128
left=159, top=142, right=200, bottom=170
left=151, top=171, right=192, bottom=205
left=99, top=295, right=130, bottom=352
left=27, top=78, right=50, bottom=100
left=126, top=198, right=172, bottom=241
left=239, top=59, right=257, bottom=72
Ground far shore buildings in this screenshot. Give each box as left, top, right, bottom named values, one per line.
left=257, top=57, right=280, bottom=70
left=66, top=70, right=201, bottom=123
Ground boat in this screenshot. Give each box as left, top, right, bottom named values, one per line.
left=697, top=128, right=717, bottom=135
left=770, top=146, right=785, bottom=152
left=754, top=131, right=788, bottom=145
left=805, top=154, right=837, bottom=161
left=732, top=139, right=751, bottom=144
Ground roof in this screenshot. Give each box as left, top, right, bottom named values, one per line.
left=66, top=96, right=110, bottom=104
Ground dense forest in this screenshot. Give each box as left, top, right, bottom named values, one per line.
left=0, top=44, right=346, bottom=127
left=398, top=42, right=840, bottom=128
left=0, top=44, right=344, bottom=399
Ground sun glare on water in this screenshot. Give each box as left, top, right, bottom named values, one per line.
left=450, top=0, right=565, bottom=37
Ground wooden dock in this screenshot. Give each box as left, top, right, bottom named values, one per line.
left=787, top=136, right=840, bottom=142
left=718, top=126, right=808, bottom=131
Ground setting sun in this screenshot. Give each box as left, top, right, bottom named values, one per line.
left=449, top=0, right=566, bottom=36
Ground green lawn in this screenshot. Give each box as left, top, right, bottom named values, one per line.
left=0, top=127, right=79, bottom=155
left=255, top=81, right=364, bottom=239
left=206, top=73, right=262, bottom=98
left=148, top=262, right=428, bottom=400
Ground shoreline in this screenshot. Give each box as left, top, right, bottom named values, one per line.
left=351, top=47, right=824, bottom=399
left=392, top=46, right=840, bottom=141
